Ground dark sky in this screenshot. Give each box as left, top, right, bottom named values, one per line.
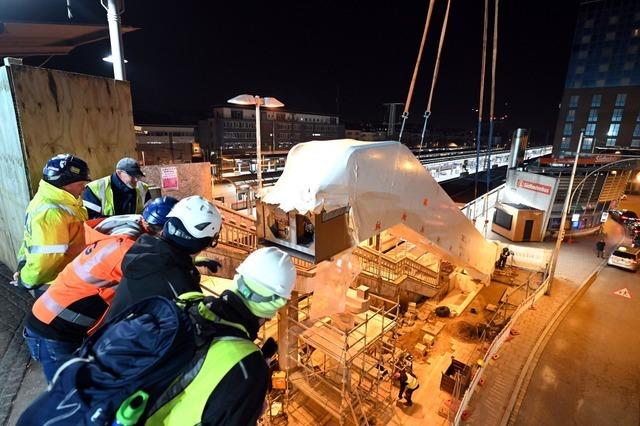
left=1, top=0, right=580, bottom=133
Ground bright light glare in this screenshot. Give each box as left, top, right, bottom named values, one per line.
left=102, top=55, right=128, bottom=63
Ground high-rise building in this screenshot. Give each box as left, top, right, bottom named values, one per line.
left=554, top=0, right=640, bottom=156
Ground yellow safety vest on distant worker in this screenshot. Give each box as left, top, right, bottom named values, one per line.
left=17, top=180, right=88, bottom=288
left=405, top=372, right=418, bottom=389
left=84, top=176, right=148, bottom=216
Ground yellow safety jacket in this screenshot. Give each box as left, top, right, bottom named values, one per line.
left=145, top=294, right=260, bottom=426
left=405, top=372, right=418, bottom=389
left=84, top=175, right=149, bottom=216
left=17, top=180, right=88, bottom=288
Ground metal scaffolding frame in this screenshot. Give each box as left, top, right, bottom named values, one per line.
left=282, top=292, right=400, bottom=425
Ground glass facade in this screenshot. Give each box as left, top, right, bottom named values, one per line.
left=565, top=1, right=640, bottom=89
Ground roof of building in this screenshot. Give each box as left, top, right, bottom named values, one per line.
left=0, top=21, right=138, bottom=57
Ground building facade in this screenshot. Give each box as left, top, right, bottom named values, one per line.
left=135, top=124, right=201, bottom=165
left=198, top=107, right=344, bottom=154
left=554, top=0, right=640, bottom=156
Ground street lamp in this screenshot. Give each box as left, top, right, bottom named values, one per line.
left=227, top=94, right=284, bottom=189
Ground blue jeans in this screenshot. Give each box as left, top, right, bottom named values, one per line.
left=23, top=327, right=79, bottom=383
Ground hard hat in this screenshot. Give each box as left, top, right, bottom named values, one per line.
left=163, top=196, right=222, bottom=253
left=42, top=154, right=90, bottom=187
left=236, top=247, right=296, bottom=299
left=143, top=196, right=179, bottom=226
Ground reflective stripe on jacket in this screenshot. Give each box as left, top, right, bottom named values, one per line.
left=405, top=372, right=418, bottom=389
left=31, top=220, right=137, bottom=334
left=17, top=180, right=88, bottom=288
left=145, top=338, right=260, bottom=425
left=84, top=175, right=148, bottom=216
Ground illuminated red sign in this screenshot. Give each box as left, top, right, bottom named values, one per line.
left=516, top=179, right=552, bottom=195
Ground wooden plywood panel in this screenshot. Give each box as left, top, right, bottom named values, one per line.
left=0, top=67, right=31, bottom=269
left=10, top=65, right=136, bottom=194
left=140, top=162, right=212, bottom=200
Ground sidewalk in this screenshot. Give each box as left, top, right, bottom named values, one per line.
left=461, top=219, right=626, bottom=426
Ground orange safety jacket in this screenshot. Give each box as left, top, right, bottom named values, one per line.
left=32, top=218, right=138, bottom=335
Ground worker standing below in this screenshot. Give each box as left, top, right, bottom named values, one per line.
left=396, top=368, right=419, bottom=407
left=15, top=154, right=90, bottom=297
left=106, top=196, right=222, bottom=320
left=144, top=247, right=297, bottom=425
left=596, top=238, right=606, bottom=258
left=22, top=197, right=178, bottom=382
left=82, top=157, right=150, bottom=219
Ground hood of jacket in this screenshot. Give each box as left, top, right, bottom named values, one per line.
left=121, top=234, right=193, bottom=280
left=34, top=179, right=87, bottom=219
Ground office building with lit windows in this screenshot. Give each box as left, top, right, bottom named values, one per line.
left=554, top=0, right=640, bottom=156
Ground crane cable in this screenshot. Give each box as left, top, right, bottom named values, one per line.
left=474, top=0, right=489, bottom=202
left=483, top=0, right=499, bottom=238
left=418, top=0, right=452, bottom=153
left=399, top=0, right=436, bottom=142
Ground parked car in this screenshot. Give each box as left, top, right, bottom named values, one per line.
left=610, top=209, right=638, bottom=224
left=607, top=245, right=640, bottom=272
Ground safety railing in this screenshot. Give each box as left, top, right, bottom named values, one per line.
left=213, top=200, right=257, bottom=252
left=353, top=246, right=439, bottom=289
left=460, top=183, right=505, bottom=224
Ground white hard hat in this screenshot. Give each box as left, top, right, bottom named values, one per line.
left=236, top=247, right=296, bottom=299
left=166, top=196, right=222, bottom=238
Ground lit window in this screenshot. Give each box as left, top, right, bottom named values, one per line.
left=606, top=137, right=617, bottom=147
left=585, top=123, right=596, bottom=136
left=564, top=123, right=573, bottom=136
left=581, top=35, right=591, bottom=44
left=584, top=19, right=594, bottom=28
left=561, top=137, right=571, bottom=149
left=566, top=109, right=576, bottom=122
left=576, top=65, right=585, bottom=74
left=591, top=94, right=602, bottom=107
left=632, top=139, right=640, bottom=148
left=607, top=123, right=620, bottom=137
left=599, top=63, right=609, bottom=72
left=578, top=50, right=588, bottom=59
left=569, top=96, right=579, bottom=108
left=624, top=62, right=634, bottom=70
left=605, top=32, right=616, bottom=41
left=588, top=109, right=599, bottom=122
left=634, top=28, right=640, bottom=37
left=615, top=94, right=627, bottom=107
left=582, top=137, right=593, bottom=151
left=634, top=124, right=640, bottom=137
left=612, top=108, right=624, bottom=122
left=609, top=16, right=619, bottom=25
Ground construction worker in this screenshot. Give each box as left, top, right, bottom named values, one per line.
left=144, top=247, right=296, bottom=425
left=15, top=154, right=91, bottom=297
left=22, top=197, right=178, bottom=382
left=106, top=196, right=223, bottom=321
left=396, top=368, right=419, bottom=407
left=82, top=157, right=150, bottom=219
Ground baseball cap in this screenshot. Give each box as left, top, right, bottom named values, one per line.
left=116, top=157, right=145, bottom=177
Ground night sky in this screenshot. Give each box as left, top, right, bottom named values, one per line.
left=1, top=0, right=580, bottom=134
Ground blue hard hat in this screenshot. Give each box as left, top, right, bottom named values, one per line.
left=42, top=154, right=90, bottom=187
left=143, top=196, right=179, bottom=226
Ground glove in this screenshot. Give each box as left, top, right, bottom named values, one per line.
left=261, top=337, right=278, bottom=359
left=194, top=257, right=222, bottom=274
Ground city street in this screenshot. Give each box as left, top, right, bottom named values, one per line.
left=513, top=198, right=640, bottom=426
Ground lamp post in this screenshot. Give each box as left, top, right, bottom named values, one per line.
left=227, top=94, right=284, bottom=189
left=101, top=0, right=127, bottom=80
left=547, top=130, right=584, bottom=295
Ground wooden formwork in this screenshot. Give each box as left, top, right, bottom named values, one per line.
left=0, top=64, right=136, bottom=269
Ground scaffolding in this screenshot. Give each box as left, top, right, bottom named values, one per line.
left=281, top=292, right=400, bottom=425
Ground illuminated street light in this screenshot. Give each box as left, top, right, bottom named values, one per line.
left=102, top=55, right=128, bottom=64
left=227, top=94, right=284, bottom=189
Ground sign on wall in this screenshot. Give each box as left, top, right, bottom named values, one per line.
left=516, top=179, right=552, bottom=195
left=161, top=166, right=179, bottom=190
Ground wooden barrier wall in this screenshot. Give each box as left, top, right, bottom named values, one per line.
left=140, top=162, right=213, bottom=200
left=0, top=64, right=136, bottom=269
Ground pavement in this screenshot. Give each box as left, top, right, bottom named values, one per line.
left=461, top=195, right=637, bottom=426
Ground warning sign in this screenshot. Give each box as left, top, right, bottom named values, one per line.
left=613, top=288, right=632, bottom=299
left=161, top=166, right=179, bottom=190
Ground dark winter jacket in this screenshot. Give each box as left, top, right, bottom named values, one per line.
left=106, top=234, right=201, bottom=321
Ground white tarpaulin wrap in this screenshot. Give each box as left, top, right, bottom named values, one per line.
left=262, top=139, right=497, bottom=281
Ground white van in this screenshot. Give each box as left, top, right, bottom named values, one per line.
left=607, top=246, right=640, bottom=272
